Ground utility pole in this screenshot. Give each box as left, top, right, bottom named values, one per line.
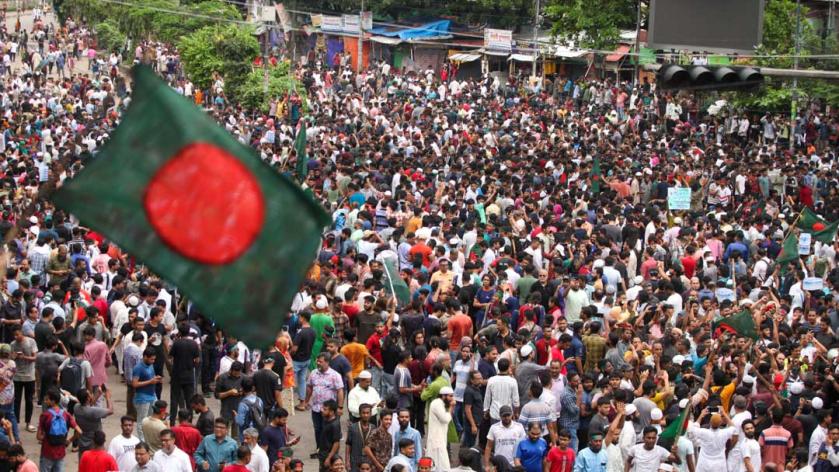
left=633, top=0, right=642, bottom=85
left=531, top=0, right=540, bottom=81
left=357, top=0, right=364, bottom=72
left=791, top=0, right=801, bottom=151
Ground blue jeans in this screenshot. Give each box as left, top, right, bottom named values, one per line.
left=292, top=360, right=309, bottom=403
left=39, top=457, right=64, bottom=472
left=453, top=402, right=464, bottom=434
left=0, top=403, right=19, bottom=442
left=567, top=427, right=579, bottom=452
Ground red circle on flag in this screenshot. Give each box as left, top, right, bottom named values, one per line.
left=143, top=142, right=265, bottom=265
left=813, top=222, right=826, bottom=232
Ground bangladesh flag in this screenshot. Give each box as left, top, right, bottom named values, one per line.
left=712, top=310, right=758, bottom=340
left=294, top=121, right=308, bottom=181
left=590, top=157, right=601, bottom=194
left=798, top=207, right=839, bottom=244
left=52, top=66, right=330, bottom=347
left=382, top=258, right=411, bottom=307
left=776, top=233, right=799, bottom=269
left=659, top=406, right=689, bottom=441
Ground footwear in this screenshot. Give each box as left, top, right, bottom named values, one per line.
left=25, top=424, right=36, bottom=433
left=309, top=452, right=319, bottom=459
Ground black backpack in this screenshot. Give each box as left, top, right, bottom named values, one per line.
left=60, top=358, right=84, bottom=395
left=245, top=397, right=267, bottom=433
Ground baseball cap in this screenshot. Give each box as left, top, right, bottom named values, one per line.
left=500, top=405, right=513, bottom=416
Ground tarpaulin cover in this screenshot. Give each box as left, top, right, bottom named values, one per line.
left=369, top=20, right=451, bottom=40
left=326, top=37, right=344, bottom=67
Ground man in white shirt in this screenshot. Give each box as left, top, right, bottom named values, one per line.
left=808, top=409, right=831, bottom=465
left=243, top=428, right=269, bottom=472
left=152, top=429, right=192, bottom=472
left=626, top=426, right=678, bottom=472
left=485, top=405, right=526, bottom=469
left=740, top=420, right=762, bottom=472
left=108, top=416, right=140, bottom=472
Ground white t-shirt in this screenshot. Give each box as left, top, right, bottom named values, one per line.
left=740, top=438, right=761, bottom=472
left=628, top=444, right=671, bottom=472
left=152, top=447, right=192, bottom=472
left=487, top=422, right=526, bottom=464
left=108, top=433, right=140, bottom=471
left=675, top=436, right=694, bottom=472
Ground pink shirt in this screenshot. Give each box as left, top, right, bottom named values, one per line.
left=84, top=339, right=111, bottom=387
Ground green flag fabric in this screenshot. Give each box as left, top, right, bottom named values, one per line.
left=383, top=258, right=411, bottom=307
left=712, top=310, right=759, bottom=340
left=659, top=406, right=689, bottom=441
left=52, top=66, right=329, bottom=347
left=776, top=233, right=799, bottom=268
left=798, top=207, right=839, bottom=244
left=590, top=157, right=601, bottom=194
left=294, top=121, right=308, bottom=181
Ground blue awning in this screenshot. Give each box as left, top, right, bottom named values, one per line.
left=369, top=20, right=451, bottom=40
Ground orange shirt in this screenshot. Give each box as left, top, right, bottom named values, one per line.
left=447, top=313, right=473, bottom=351
left=340, top=342, right=370, bottom=378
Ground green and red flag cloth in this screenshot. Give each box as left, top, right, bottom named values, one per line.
left=52, top=66, right=330, bottom=348
left=712, top=309, right=758, bottom=340
left=382, top=258, right=411, bottom=307
left=798, top=207, right=839, bottom=244
left=590, top=157, right=601, bottom=194
left=659, top=406, right=689, bottom=441
left=776, top=232, right=799, bottom=271
left=294, top=120, right=308, bottom=181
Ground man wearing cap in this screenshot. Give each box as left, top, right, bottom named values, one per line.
left=428, top=386, right=455, bottom=470
left=485, top=404, right=526, bottom=470
left=516, top=344, right=547, bottom=402
left=309, top=298, right=335, bottom=371
left=688, top=407, right=736, bottom=472
left=348, top=371, right=381, bottom=421
left=573, top=431, right=608, bottom=472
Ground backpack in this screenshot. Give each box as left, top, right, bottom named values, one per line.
left=59, top=358, right=84, bottom=395
left=46, top=408, right=69, bottom=446
left=245, top=397, right=267, bottom=432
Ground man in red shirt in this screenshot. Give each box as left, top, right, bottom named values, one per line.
left=535, top=325, right=557, bottom=366
left=222, top=445, right=253, bottom=472
left=79, top=430, right=118, bottom=472
left=37, top=390, right=82, bottom=472
left=172, top=409, right=202, bottom=470
left=409, top=237, right=433, bottom=268
left=446, top=301, right=473, bottom=352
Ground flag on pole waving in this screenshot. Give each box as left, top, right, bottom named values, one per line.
left=52, top=66, right=330, bottom=348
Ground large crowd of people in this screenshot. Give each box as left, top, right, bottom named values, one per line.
left=0, top=4, right=837, bottom=472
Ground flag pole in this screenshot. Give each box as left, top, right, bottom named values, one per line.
left=383, top=258, right=398, bottom=302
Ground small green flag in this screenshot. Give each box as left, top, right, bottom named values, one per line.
left=659, top=406, right=689, bottom=441
left=294, top=121, right=308, bottom=181
left=798, top=207, right=839, bottom=244
left=712, top=310, right=759, bottom=340
left=776, top=233, right=799, bottom=268
left=382, top=258, right=411, bottom=307
left=590, top=157, right=601, bottom=194
left=52, top=66, right=330, bottom=348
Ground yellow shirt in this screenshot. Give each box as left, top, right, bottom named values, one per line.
left=340, top=342, right=369, bottom=378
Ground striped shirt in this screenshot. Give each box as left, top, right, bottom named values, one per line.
left=519, top=397, right=556, bottom=438
left=483, top=374, right=520, bottom=421
left=759, top=425, right=793, bottom=466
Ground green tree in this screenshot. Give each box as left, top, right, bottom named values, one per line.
left=155, top=1, right=243, bottom=44
left=178, top=24, right=260, bottom=91
left=544, top=0, right=636, bottom=50
left=232, top=62, right=308, bottom=112
left=729, top=0, right=839, bottom=111
left=93, top=20, right=127, bottom=53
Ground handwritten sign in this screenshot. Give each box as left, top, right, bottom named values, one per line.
left=667, top=187, right=692, bottom=211
left=799, top=232, right=812, bottom=255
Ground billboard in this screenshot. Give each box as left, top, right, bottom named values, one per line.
left=648, top=0, right=764, bottom=53
left=320, top=15, right=343, bottom=33
left=484, top=28, right=513, bottom=52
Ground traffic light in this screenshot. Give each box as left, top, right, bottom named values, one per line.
left=656, top=64, right=764, bottom=91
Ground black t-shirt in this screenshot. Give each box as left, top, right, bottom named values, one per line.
left=169, top=337, right=199, bottom=384
left=34, top=321, right=54, bottom=351
left=144, top=323, right=167, bottom=371
left=196, top=409, right=215, bottom=437
left=463, top=384, right=483, bottom=428
left=262, top=350, right=287, bottom=379
left=292, top=327, right=315, bottom=362
left=318, top=417, right=341, bottom=461
left=253, top=368, right=282, bottom=409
